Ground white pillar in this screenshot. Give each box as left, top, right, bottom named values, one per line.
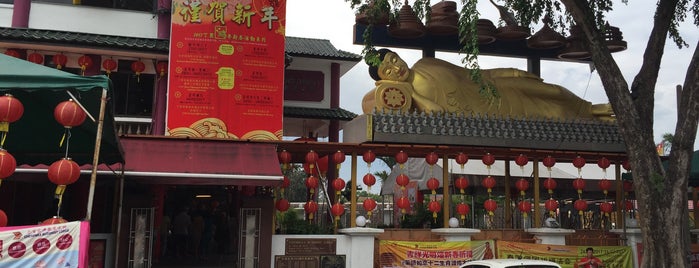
left=525, top=228, right=575, bottom=245
left=431, top=228, right=482, bottom=241
left=339, top=227, right=384, bottom=268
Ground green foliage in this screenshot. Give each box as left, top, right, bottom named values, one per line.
left=400, top=201, right=444, bottom=228
left=276, top=209, right=335, bottom=234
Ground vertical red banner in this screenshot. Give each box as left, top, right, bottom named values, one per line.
left=167, top=0, right=286, bottom=140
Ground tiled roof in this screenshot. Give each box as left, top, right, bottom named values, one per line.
left=284, top=106, right=358, bottom=121
left=0, top=27, right=362, bottom=61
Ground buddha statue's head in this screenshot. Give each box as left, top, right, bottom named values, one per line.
left=368, top=49, right=410, bottom=82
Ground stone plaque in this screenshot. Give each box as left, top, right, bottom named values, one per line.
left=285, top=238, right=336, bottom=255
left=275, top=255, right=319, bottom=268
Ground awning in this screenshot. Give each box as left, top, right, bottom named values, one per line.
left=120, top=137, right=283, bottom=186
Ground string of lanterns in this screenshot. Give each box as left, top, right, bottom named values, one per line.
left=0, top=94, right=22, bottom=227
left=425, top=152, right=440, bottom=222
left=542, top=155, right=559, bottom=219
left=454, top=152, right=470, bottom=226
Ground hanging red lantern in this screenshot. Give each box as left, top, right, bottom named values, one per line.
left=484, top=199, right=498, bottom=216
left=302, top=162, right=318, bottom=176
left=481, top=176, right=496, bottom=193
left=573, top=156, right=586, bottom=169
left=455, top=152, right=469, bottom=169
left=48, top=158, right=81, bottom=197
left=77, top=55, right=93, bottom=75
left=517, top=200, right=532, bottom=217
left=515, top=178, right=529, bottom=196
left=456, top=203, right=470, bottom=220
left=316, top=156, right=329, bottom=176
left=333, top=150, right=345, bottom=171
left=156, top=61, right=168, bottom=78
left=428, top=200, right=441, bottom=220
left=545, top=198, right=558, bottom=216
left=599, top=202, right=613, bottom=216
left=41, top=216, right=68, bottom=225
left=363, top=173, right=376, bottom=190
left=279, top=175, right=290, bottom=196
left=543, top=177, right=557, bottom=195
left=276, top=198, right=290, bottom=212
left=4, top=49, right=20, bottom=58
left=131, top=60, right=146, bottom=80
left=331, top=203, right=345, bottom=221
left=0, top=94, right=24, bottom=133
left=395, top=151, right=408, bottom=168
left=305, top=150, right=318, bottom=170
left=363, top=198, right=377, bottom=217
left=573, top=177, right=586, bottom=195
left=426, top=177, right=439, bottom=195
left=0, top=209, right=6, bottom=227
left=623, top=180, right=633, bottom=192
left=454, top=176, right=469, bottom=194
left=598, top=179, right=612, bottom=195
left=597, top=157, right=611, bottom=171
left=625, top=200, right=634, bottom=211
left=27, top=52, right=44, bottom=64
left=574, top=199, right=588, bottom=215
left=52, top=53, right=67, bottom=69
left=54, top=99, right=87, bottom=128
left=102, top=58, right=117, bottom=76
left=622, top=160, right=631, bottom=171
left=396, top=196, right=410, bottom=214
left=304, top=201, right=318, bottom=220
left=542, top=155, right=556, bottom=171
left=363, top=150, right=376, bottom=167
left=425, top=152, right=439, bottom=166
left=305, top=175, right=319, bottom=195
left=278, top=150, right=291, bottom=171
left=0, top=149, right=17, bottom=186
left=396, top=173, right=410, bottom=190
left=332, top=178, right=346, bottom=196
left=482, top=153, right=495, bottom=167
left=514, top=154, right=528, bottom=167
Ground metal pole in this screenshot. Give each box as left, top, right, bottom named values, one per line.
left=85, top=88, right=107, bottom=221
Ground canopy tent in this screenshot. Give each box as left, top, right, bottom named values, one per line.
left=0, top=53, right=123, bottom=166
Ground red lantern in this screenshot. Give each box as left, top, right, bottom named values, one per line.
left=573, top=156, right=586, bottom=169
left=305, top=150, right=318, bottom=170
left=0, top=149, right=17, bottom=186
left=428, top=200, right=441, bottom=219
left=395, top=151, right=408, bottom=167
left=597, top=157, right=611, bottom=170
left=278, top=150, right=291, bottom=170
left=515, top=178, right=529, bottom=196
left=482, top=153, right=495, bottom=167
left=276, top=198, right=290, bottom=212
left=598, top=179, right=612, bottom=195
left=425, top=152, right=439, bottom=166
left=48, top=158, right=80, bottom=186
left=362, top=150, right=376, bottom=167
left=102, top=58, right=117, bottom=76
left=455, top=152, right=468, bottom=169
left=514, top=154, right=528, bottom=167
left=573, top=178, right=586, bottom=195
left=599, top=202, right=613, bottom=216
left=77, top=55, right=93, bottom=75
left=396, top=173, right=410, bottom=190
left=332, top=178, right=346, bottom=195
left=517, top=200, right=532, bottom=217
left=54, top=99, right=86, bottom=128
left=542, top=155, right=556, bottom=171
left=456, top=203, right=470, bottom=220
left=625, top=200, right=634, bottom=211
left=27, top=52, right=44, bottom=64
left=131, top=60, right=146, bottom=75
left=545, top=198, right=558, bottom=216
left=363, top=198, right=377, bottom=216
left=333, top=150, right=345, bottom=170
left=0, top=94, right=24, bottom=132
left=484, top=199, right=497, bottom=216
left=454, top=176, right=469, bottom=194
left=574, top=199, right=588, bottom=215
left=53, top=53, right=67, bottom=69
left=316, top=156, right=329, bottom=176
left=481, top=176, right=496, bottom=193
left=623, top=180, right=633, bottom=192
left=304, top=201, right=318, bottom=220
left=41, top=216, right=68, bottom=225
left=622, top=160, right=631, bottom=171
left=543, top=177, right=557, bottom=195
left=302, top=163, right=318, bottom=176
left=4, top=49, right=20, bottom=58
left=331, top=203, right=345, bottom=221
left=363, top=173, right=376, bottom=190
left=281, top=175, right=290, bottom=188
left=396, top=196, right=410, bottom=214
left=156, top=61, right=168, bottom=78
left=426, top=177, right=439, bottom=195
left=305, top=175, right=319, bottom=194
left=0, top=209, right=7, bottom=226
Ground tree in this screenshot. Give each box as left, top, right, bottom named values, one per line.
left=349, top=0, right=698, bottom=267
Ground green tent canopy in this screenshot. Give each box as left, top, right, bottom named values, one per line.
left=0, top=53, right=124, bottom=166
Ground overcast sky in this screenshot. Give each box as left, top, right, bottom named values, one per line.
left=284, top=0, right=699, bottom=192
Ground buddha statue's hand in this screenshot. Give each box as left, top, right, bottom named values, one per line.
left=373, top=80, right=415, bottom=113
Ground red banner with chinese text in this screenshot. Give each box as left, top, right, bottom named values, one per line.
left=167, top=0, right=286, bottom=140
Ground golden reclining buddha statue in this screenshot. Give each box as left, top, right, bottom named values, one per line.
left=361, top=49, right=614, bottom=121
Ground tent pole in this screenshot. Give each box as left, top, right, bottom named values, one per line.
left=85, top=88, right=107, bottom=222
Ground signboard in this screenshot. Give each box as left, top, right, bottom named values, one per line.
left=497, top=241, right=633, bottom=268
left=0, top=221, right=90, bottom=268
left=285, top=238, right=336, bottom=255
left=168, top=0, right=286, bottom=140
left=275, top=255, right=319, bottom=268
left=284, top=70, right=324, bottom=101
left=379, top=240, right=493, bottom=268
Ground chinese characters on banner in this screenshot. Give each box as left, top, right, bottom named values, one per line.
left=0, top=221, right=90, bottom=268
left=379, top=240, right=494, bottom=268
left=167, top=0, right=286, bottom=140
left=497, top=241, right=633, bottom=268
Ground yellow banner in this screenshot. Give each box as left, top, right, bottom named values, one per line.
left=496, top=241, right=633, bottom=268
left=379, top=240, right=495, bottom=268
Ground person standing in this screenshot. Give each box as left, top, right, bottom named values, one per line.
left=577, top=247, right=605, bottom=268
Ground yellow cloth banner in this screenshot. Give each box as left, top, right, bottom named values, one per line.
left=496, top=241, right=633, bottom=268
left=379, top=240, right=495, bottom=268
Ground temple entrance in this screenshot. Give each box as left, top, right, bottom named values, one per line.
left=153, top=185, right=240, bottom=268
